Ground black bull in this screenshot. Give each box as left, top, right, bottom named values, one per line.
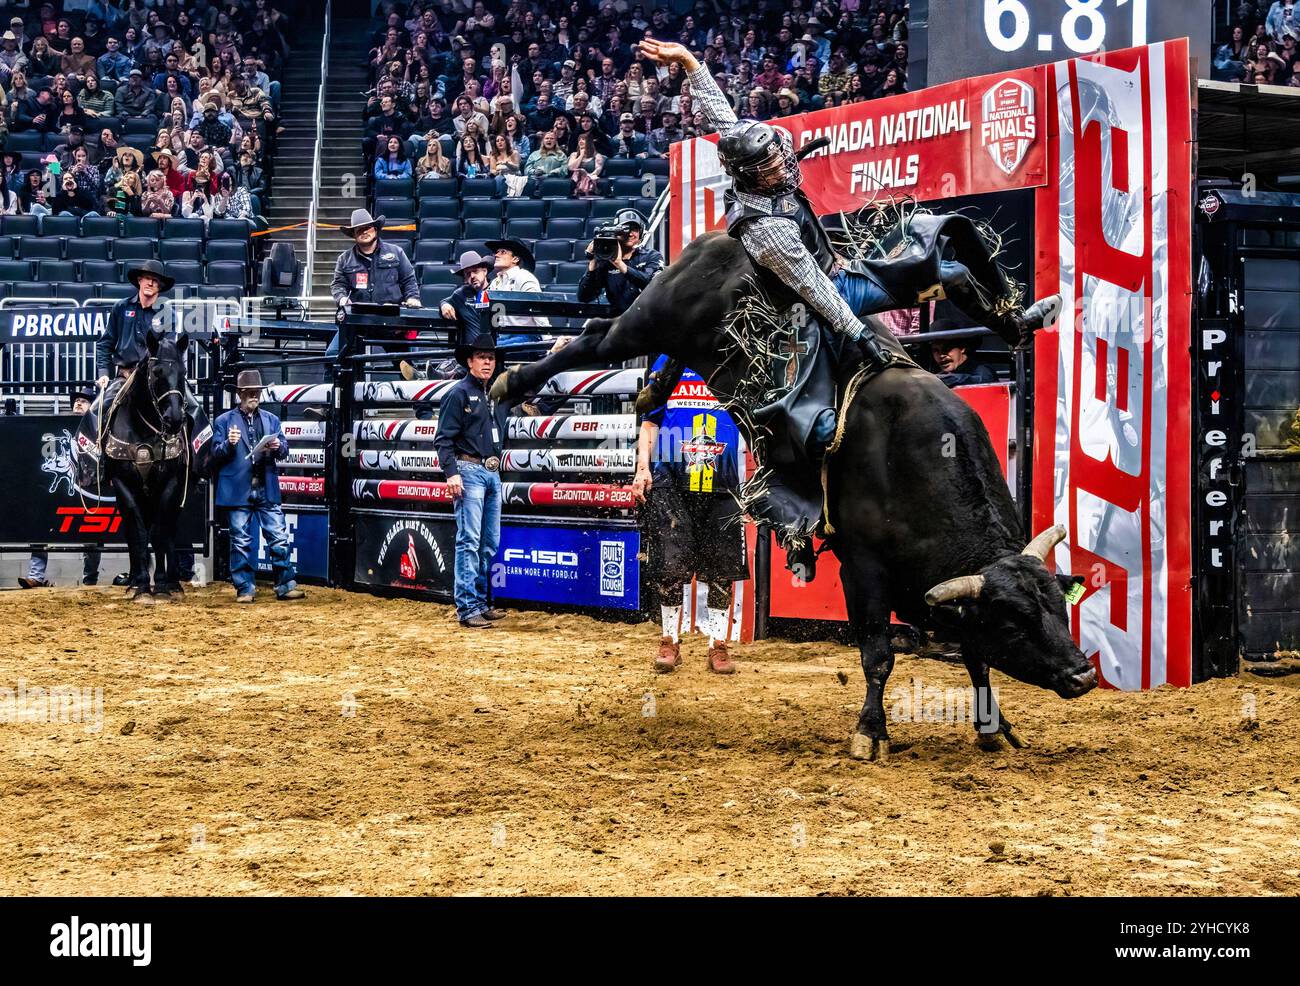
left=494, top=229, right=1098, bottom=760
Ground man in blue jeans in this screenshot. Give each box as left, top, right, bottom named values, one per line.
left=433, top=333, right=511, bottom=628
left=210, top=369, right=305, bottom=604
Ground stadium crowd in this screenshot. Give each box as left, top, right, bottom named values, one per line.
left=362, top=0, right=911, bottom=194
left=0, top=0, right=294, bottom=223
left=1214, top=1, right=1300, bottom=84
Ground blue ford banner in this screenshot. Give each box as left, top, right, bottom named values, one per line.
left=255, top=509, right=329, bottom=580
left=495, top=524, right=640, bottom=610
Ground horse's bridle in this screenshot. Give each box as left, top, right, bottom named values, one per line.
left=135, top=355, right=186, bottom=437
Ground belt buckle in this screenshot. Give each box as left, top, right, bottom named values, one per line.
left=484, top=456, right=501, bottom=472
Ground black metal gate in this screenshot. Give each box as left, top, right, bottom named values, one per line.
left=1196, top=190, right=1300, bottom=675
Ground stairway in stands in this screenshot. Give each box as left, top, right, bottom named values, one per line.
left=262, top=8, right=361, bottom=295
left=303, top=15, right=374, bottom=295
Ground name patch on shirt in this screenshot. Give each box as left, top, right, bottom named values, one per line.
left=355, top=272, right=369, bottom=289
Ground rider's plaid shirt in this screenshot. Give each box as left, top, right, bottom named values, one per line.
left=687, top=65, right=864, bottom=340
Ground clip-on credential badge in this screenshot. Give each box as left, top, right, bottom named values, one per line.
left=1063, top=581, right=1086, bottom=606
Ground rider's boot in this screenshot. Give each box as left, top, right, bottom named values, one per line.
left=784, top=538, right=818, bottom=583
left=1006, top=294, right=1064, bottom=347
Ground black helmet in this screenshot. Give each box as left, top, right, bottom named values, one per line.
left=614, top=208, right=649, bottom=233
left=717, top=120, right=801, bottom=196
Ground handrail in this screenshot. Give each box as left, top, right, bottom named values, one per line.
left=303, top=0, right=332, bottom=299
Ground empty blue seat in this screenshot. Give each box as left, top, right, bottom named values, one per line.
left=18, top=237, right=61, bottom=260
left=555, top=262, right=589, bottom=285
left=0, top=260, right=33, bottom=281
left=505, top=199, right=545, bottom=220
left=207, top=219, right=252, bottom=241
left=462, top=218, right=503, bottom=240
left=604, top=158, right=639, bottom=178
left=374, top=176, right=414, bottom=198
left=538, top=177, right=572, bottom=199
left=462, top=199, right=502, bottom=221
left=374, top=196, right=415, bottom=220
left=547, top=200, right=589, bottom=221
left=37, top=260, right=77, bottom=282
left=40, top=215, right=81, bottom=237
left=9, top=281, right=54, bottom=299
left=98, top=283, right=137, bottom=300
left=419, top=198, right=459, bottom=219
left=507, top=219, right=544, bottom=240
left=1, top=215, right=40, bottom=237
left=164, top=261, right=203, bottom=285
left=80, top=260, right=120, bottom=283
left=460, top=177, right=496, bottom=198
left=421, top=266, right=458, bottom=285
left=82, top=216, right=123, bottom=238
left=65, top=238, right=112, bottom=261
left=419, top=218, right=461, bottom=240
left=112, top=239, right=155, bottom=262
left=417, top=176, right=457, bottom=199
left=205, top=261, right=247, bottom=286
left=123, top=217, right=160, bottom=239
left=545, top=219, right=584, bottom=241
left=164, top=218, right=206, bottom=240
left=204, top=240, right=248, bottom=263
left=55, top=282, right=97, bottom=303
left=414, top=239, right=454, bottom=264
left=534, top=240, right=573, bottom=263
left=160, top=239, right=202, bottom=262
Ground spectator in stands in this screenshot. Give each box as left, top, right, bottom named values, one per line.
left=522, top=128, right=567, bottom=190
left=374, top=134, right=413, bottom=179
left=19, top=168, right=51, bottom=216
left=456, top=131, right=488, bottom=177
left=55, top=88, right=88, bottom=131
left=578, top=208, right=663, bottom=315
left=27, top=36, right=60, bottom=79
left=1, top=150, right=23, bottom=196
left=433, top=333, right=511, bottom=629
left=502, top=112, right=530, bottom=158
left=488, top=131, right=522, bottom=195
left=116, top=68, right=154, bottom=117
left=195, top=102, right=232, bottom=150
left=62, top=37, right=96, bottom=78
left=0, top=31, right=26, bottom=88
left=414, top=134, right=452, bottom=179
left=0, top=170, right=19, bottom=214
left=80, top=74, right=114, bottom=117
left=140, top=169, right=175, bottom=219
left=610, top=111, right=648, bottom=157
left=96, top=35, right=132, bottom=83
left=648, top=108, right=682, bottom=157
left=568, top=129, right=604, bottom=195
left=53, top=169, right=97, bottom=216
left=211, top=369, right=305, bottom=604
left=453, top=92, right=489, bottom=137
left=484, top=237, right=547, bottom=345
left=109, top=168, right=143, bottom=218
left=153, top=148, right=186, bottom=199
left=326, top=208, right=420, bottom=355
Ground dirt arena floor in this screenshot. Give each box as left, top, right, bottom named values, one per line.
left=1, top=584, right=1297, bottom=897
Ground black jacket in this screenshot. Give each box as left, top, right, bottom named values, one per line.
left=433, top=373, right=509, bottom=479
left=577, top=245, right=665, bottom=315
left=441, top=283, right=487, bottom=337
left=938, top=359, right=999, bottom=388
left=95, top=294, right=167, bottom=378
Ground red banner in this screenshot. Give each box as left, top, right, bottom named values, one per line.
left=670, top=65, right=1047, bottom=255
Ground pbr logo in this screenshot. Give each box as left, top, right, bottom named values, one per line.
left=981, top=78, right=1036, bottom=177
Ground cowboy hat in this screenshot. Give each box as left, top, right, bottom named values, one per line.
left=340, top=208, right=385, bottom=236
left=451, top=249, right=494, bottom=276
left=2, top=30, right=17, bottom=42
left=777, top=87, right=800, bottom=107
left=152, top=147, right=178, bottom=165
left=70, top=384, right=96, bottom=403
left=234, top=369, right=264, bottom=391
left=484, top=237, right=535, bottom=272
left=455, top=332, right=503, bottom=369
left=127, top=258, right=176, bottom=292
left=115, top=146, right=145, bottom=169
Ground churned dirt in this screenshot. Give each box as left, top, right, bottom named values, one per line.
left=1, top=584, right=1297, bottom=897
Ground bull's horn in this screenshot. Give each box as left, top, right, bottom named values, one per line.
left=924, top=575, right=985, bottom=606
left=1021, top=524, right=1067, bottom=562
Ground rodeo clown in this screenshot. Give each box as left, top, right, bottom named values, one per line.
left=633, top=357, right=748, bottom=675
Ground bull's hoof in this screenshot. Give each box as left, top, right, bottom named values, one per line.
left=132, top=592, right=156, bottom=606
left=154, top=591, right=180, bottom=604
left=848, top=731, right=890, bottom=762
left=488, top=370, right=512, bottom=402
left=974, top=726, right=1027, bottom=751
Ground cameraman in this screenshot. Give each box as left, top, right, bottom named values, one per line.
left=577, top=209, right=663, bottom=314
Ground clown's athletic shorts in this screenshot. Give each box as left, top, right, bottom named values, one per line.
left=643, top=484, right=749, bottom=588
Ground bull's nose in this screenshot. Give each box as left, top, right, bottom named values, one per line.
left=1070, top=667, right=1099, bottom=694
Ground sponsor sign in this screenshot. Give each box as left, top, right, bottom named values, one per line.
left=669, top=64, right=1046, bottom=252
left=0, top=308, right=111, bottom=343
left=0, top=415, right=205, bottom=547
left=1032, top=40, right=1193, bottom=689
left=254, top=509, right=329, bottom=580
left=495, top=524, right=640, bottom=610
left=353, top=511, right=455, bottom=594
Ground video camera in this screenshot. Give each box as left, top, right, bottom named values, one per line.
left=591, top=209, right=651, bottom=263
